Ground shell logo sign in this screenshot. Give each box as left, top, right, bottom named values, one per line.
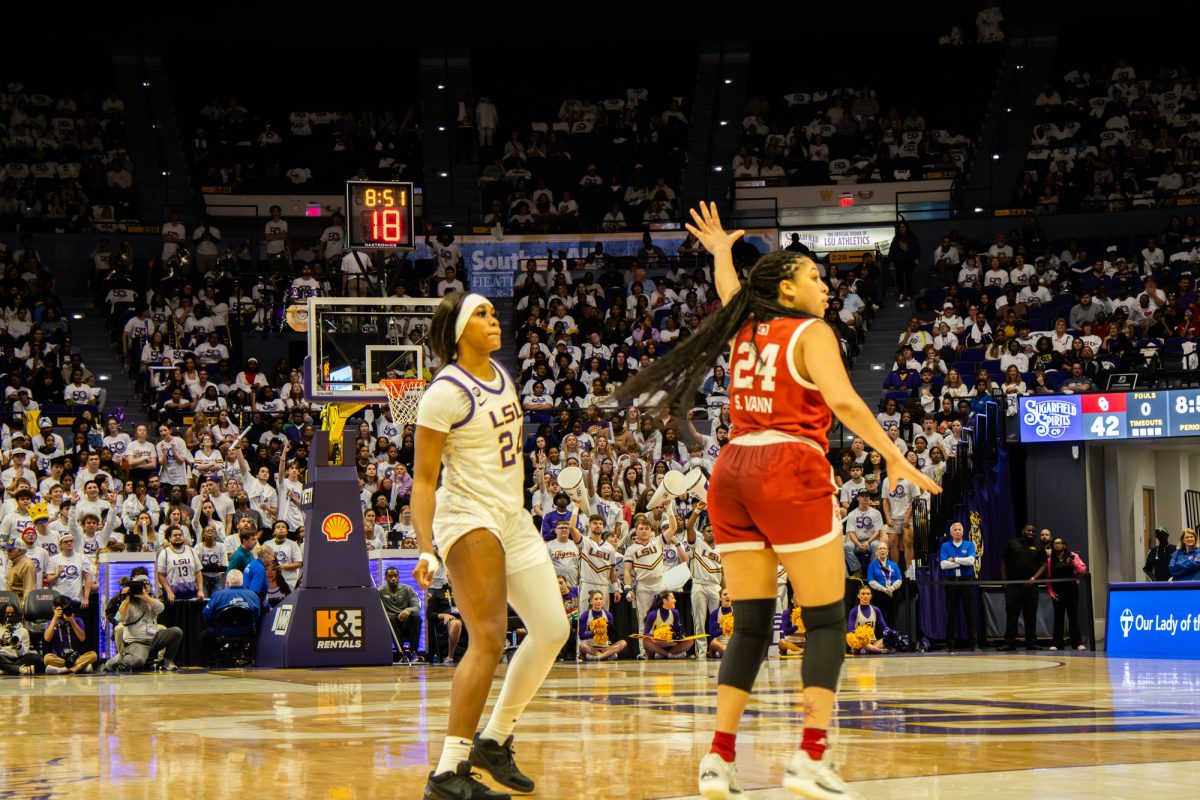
left=321, top=513, right=354, bottom=542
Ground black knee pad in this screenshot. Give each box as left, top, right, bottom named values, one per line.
left=801, top=600, right=846, bottom=692
left=717, top=599, right=775, bottom=693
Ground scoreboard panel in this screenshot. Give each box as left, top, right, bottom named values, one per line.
left=1019, top=389, right=1200, bottom=443
left=345, top=180, right=415, bottom=250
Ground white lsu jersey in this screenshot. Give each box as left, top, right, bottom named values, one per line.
left=415, top=359, right=525, bottom=517
left=690, top=536, right=723, bottom=587
left=623, top=536, right=666, bottom=589
left=156, top=546, right=201, bottom=593
left=579, top=536, right=621, bottom=588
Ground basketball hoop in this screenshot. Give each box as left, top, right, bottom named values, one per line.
left=380, top=378, right=426, bottom=426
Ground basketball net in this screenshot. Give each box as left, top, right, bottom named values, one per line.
left=380, top=378, right=426, bottom=426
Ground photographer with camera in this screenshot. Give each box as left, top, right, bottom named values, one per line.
left=0, top=604, right=43, bottom=675
left=44, top=595, right=98, bottom=674
left=102, top=573, right=183, bottom=672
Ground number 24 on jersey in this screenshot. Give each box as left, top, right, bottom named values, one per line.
left=731, top=342, right=780, bottom=392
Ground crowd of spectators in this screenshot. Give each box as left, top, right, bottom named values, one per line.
left=0, top=82, right=134, bottom=230
left=0, top=234, right=83, bottom=442
left=187, top=100, right=424, bottom=193
left=879, top=215, right=1200, bottom=427
left=1020, top=61, right=1200, bottom=212
left=732, top=88, right=974, bottom=186
left=467, top=88, right=690, bottom=234
left=738, top=19, right=1003, bottom=188
left=2, top=219, right=431, bottom=667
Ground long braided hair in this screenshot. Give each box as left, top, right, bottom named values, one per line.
left=613, top=250, right=817, bottom=415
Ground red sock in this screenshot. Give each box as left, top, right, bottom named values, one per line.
left=710, top=731, right=737, bottom=762
left=801, top=727, right=827, bottom=760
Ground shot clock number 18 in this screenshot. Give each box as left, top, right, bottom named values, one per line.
left=345, top=180, right=415, bottom=250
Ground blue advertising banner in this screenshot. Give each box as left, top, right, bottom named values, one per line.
left=411, top=230, right=778, bottom=298
left=1106, top=583, right=1200, bottom=660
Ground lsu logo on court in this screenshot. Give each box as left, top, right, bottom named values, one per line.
left=314, top=608, right=363, bottom=650
left=321, top=513, right=353, bottom=542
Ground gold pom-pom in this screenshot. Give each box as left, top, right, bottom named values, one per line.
left=719, top=613, right=734, bottom=638
left=589, top=616, right=609, bottom=647
left=790, top=607, right=805, bottom=634
left=652, top=623, right=674, bottom=642
left=846, top=623, right=876, bottom=650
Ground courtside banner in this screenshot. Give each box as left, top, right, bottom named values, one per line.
left=780, top=226, right=894, bottom=255
left=1106, top=583, right=1200, bottom=660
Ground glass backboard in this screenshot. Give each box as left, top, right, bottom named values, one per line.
left=303, top=297, right=437, bottom=403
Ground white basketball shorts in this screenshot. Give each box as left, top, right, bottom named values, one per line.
left=433, top=489, right=550, bottom=576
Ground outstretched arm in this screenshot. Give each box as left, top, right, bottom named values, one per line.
left=684, top=202, right=745, bottom=306
left=801, top=323, right=941, bottom=497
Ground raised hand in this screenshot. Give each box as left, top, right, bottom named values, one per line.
left=684, top=201, right=744, bottom=256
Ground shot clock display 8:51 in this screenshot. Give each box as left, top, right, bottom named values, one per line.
left=345, top=180, right=415, bottom=249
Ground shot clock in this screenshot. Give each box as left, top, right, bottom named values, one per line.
left=345, top=180, right=415, bottom=249
left=1019, top=388, right=1200, bottom=443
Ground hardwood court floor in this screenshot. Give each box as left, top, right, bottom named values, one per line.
left=2, top=653, right=1195, bottom=799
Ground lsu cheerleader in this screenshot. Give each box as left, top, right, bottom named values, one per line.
left=622, top=513, right=686, bottom=659
left=779, top=595, right=806, bottom=655
left=706, top=589, right=735, bottom=657
left=575, top=513, right=622, bottom=610
left=686, top=501, right=724, bottom=658
left=641, top=590, right=695, bottom=659
left=578, top=590, right=627, bottom=661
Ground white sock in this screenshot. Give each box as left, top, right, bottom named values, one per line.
left=435, top=736, right=473, bottom=776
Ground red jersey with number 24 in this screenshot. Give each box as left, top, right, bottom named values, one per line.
left=727, top=317, right=831, bottom=451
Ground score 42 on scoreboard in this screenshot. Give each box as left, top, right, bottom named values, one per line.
left=1019, top=388, right=1200, bottom=443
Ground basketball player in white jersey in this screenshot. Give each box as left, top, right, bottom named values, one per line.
left=686, top=502, right=724, bottom=658
left=412, top=292, right=569, bottom=800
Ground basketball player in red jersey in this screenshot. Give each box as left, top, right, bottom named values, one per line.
left=616, top=203, right=940, bottom=799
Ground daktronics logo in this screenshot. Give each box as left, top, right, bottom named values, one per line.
left=1022, top=398, right=1078, bottom=438
left=321, top=513, right=353, bottom=542
left=314, top=608, right=363, bottom=650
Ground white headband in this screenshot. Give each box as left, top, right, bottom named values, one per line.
left=454, top=293, right=490, bottom=345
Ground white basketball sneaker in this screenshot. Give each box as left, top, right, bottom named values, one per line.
left=782, top=749, right=863, bottom=799
left=698, top=752, right=744, bottom=799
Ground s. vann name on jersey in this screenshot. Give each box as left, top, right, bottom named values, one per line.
left=733, top=394, right=773, bottom=413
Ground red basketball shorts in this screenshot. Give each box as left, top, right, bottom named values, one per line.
left=708, top=440, right=840, bottom=553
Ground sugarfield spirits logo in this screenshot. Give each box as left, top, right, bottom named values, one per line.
left=1023, top=398, right=1078, bottom=438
